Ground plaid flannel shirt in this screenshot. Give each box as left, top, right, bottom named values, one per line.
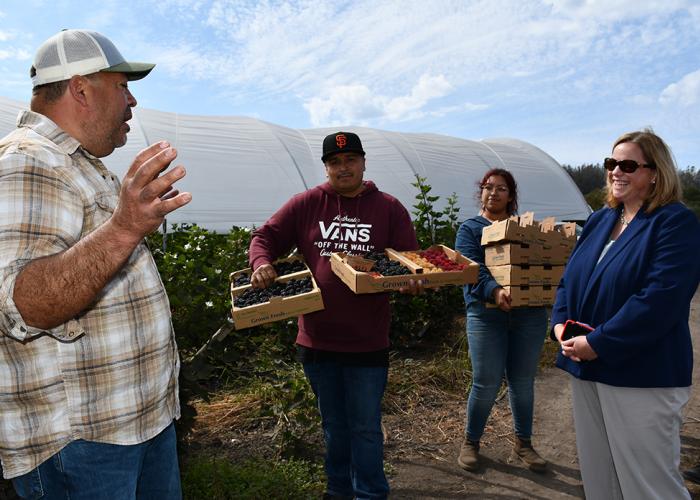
left=0, top=111, right=180, bottom=479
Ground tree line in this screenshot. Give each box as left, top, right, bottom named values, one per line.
left=563, top=163, right=700, bottom=218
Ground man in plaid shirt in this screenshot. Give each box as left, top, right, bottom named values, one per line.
left=0, top=30, right=191, bottom=499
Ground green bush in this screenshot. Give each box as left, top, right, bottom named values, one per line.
left=181, top=456, right=324, bottom=499
left=584, top=187, right=606, bottom=211
left=147, top=224, right=252, bottom=353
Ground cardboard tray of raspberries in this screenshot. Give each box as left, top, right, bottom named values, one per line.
left=330, top=245, right=478, bottom=294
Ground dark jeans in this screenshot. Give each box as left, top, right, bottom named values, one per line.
left=465, top=302, right=547, bottom=442
left=303, top=362, right=389, bottom=500
left=11, top=422, right=181, bottom=500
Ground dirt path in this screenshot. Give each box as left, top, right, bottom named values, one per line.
left=387, top=290, right=700, bottom=499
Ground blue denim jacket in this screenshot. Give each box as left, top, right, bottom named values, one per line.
left=455, top=215, right=501, bottom=306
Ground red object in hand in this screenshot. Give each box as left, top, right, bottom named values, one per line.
left=418, top=248, right=465, bottom=271
left=561, top=320, right=593, bottom=341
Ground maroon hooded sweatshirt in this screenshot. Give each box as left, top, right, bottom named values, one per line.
left=249, top=181, right=418, bottom=352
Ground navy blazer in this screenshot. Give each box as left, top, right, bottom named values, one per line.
left=551, top=202, right=700, bottom=387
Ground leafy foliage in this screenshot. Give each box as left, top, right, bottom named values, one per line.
left=147, top=223, right=252, bottom=353
left=562, top=163, right=605, bottom=196
left=181, top=456, right=324, bottom=499
left=389, top=176, right=464, bottom=345
left=679, top=166, right=700, bottom=218
left=410, top=175, right=461, bottom=246
left=584, top=187, right=606, bottom=211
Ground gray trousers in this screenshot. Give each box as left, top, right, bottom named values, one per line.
left=570, top=377, right=690, bottom=500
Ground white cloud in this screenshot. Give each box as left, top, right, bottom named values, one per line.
left=430, top=102, right=490, bottom=117
left=0, top=47, right=31, bottom=61
left=659, top=69, right=700, bottom=107
left=303, top=73, right=461, bottom=126
left=304, top=84, right=383, bottom=126
left=383, top=74, right=453, bottom=121
left=145, top=0, right=698, bottom=117
left=626, top=94, right=655, bottom=106
left=545, top=0, right=689, bottom=21
left=152, top=45, right=226, bottom=81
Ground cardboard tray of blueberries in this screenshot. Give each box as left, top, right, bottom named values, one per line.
left=229, top=255, right=324, bottom=330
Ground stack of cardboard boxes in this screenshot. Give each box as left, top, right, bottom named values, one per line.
left=481, top=213, right=577, bottom=307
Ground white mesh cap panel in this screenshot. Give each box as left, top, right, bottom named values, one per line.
left=30, top=29, right=153, bottom=86
left=31, top=30, right=111, bottom=86
left=34, top=42, right=60, bottom=71
left=62, top=31, right=106, bottom=64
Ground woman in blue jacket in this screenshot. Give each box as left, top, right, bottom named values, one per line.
left=455, top=168, right=548, bottom=473
left=551, top=129, right=700, bottom=499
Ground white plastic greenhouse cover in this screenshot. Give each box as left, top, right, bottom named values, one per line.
left=0, top=96, right=591, bottom=231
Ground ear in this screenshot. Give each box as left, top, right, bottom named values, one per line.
left=67, top=75, right=90, bottom=107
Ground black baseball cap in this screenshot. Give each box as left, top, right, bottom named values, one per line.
left=321, top=131, right=366, bottom=163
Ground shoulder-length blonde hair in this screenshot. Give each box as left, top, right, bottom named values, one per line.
left=606, top=128, right=682, bottom=213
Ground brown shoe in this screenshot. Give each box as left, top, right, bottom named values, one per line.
left=457, top=439, right=480, bottom=471
left=513, top=437, right=547, bottom=473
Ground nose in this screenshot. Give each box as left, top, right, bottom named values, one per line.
left=126, top=88, right=137, bottom=107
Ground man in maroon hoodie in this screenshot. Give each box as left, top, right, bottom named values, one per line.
left=249, top=131, right=419, bottom=500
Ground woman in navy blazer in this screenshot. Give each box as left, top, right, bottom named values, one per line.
left=551, top=129, right=700, bottom=499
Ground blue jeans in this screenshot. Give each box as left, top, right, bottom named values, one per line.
left=465, top=302, right=547, bottom=442
left=303, top=362, right=389, bottom=500
left=11, top=422, right=181, bottom=500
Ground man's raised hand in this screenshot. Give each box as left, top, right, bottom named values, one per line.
left=111, top=141, right=192, bottom=245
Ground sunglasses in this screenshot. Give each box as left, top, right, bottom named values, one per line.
left=603, top=157, right=656, bottom=173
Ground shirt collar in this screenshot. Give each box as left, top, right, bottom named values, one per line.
left=16, top=110, right=82, bottom=156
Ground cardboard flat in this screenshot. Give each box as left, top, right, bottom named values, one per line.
left=485, top=243, right=530, bottom=266
left=481, top=214, right=577, bottom=261
left=500, top=285, right=557, bottom=307
left=481, top=219, right=528, bottom=246
left=230, top=254, right=308, bottom=291
left=540, top=244, right=570, bottom=265
left=543, top=265, right=565, bottom=286
left=487, top=264, right=533, bottom=286
left=331, top=245, right=479, bottom=294
left=230, top=271, right=324, bottom=330
left=487, top=264, right=560, bottom=287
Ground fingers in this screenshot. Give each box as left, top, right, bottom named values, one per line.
left=129, top=148, right=179, bottom=191
left=553, top=323, right=565, bottom=342
left=140, top=165, right=186, bottom=202
left=160, top=188, right=179, bottom=201
left=398, top=279, right=425, bottom=295
left=156, top=192, right=192, bottom=216
left=251, top=264, right=277, bottom=289
left=125, top=141, right=171, bottom=178
left=561, top=345, right=578, bottom=361
left=111, top=145, right=190, bottom=239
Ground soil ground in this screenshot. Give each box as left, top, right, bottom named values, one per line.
left=385, top=289, right=700, bottom=499
left=2, top=292, right=698, bottom=499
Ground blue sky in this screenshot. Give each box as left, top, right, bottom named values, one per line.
left=1, top=0, right=699, bottom=168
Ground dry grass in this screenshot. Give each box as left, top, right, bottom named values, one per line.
left=184, top=313, right=559, bottom=468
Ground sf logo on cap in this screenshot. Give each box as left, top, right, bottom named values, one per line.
left=336, top=134, right=347, bottom=149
